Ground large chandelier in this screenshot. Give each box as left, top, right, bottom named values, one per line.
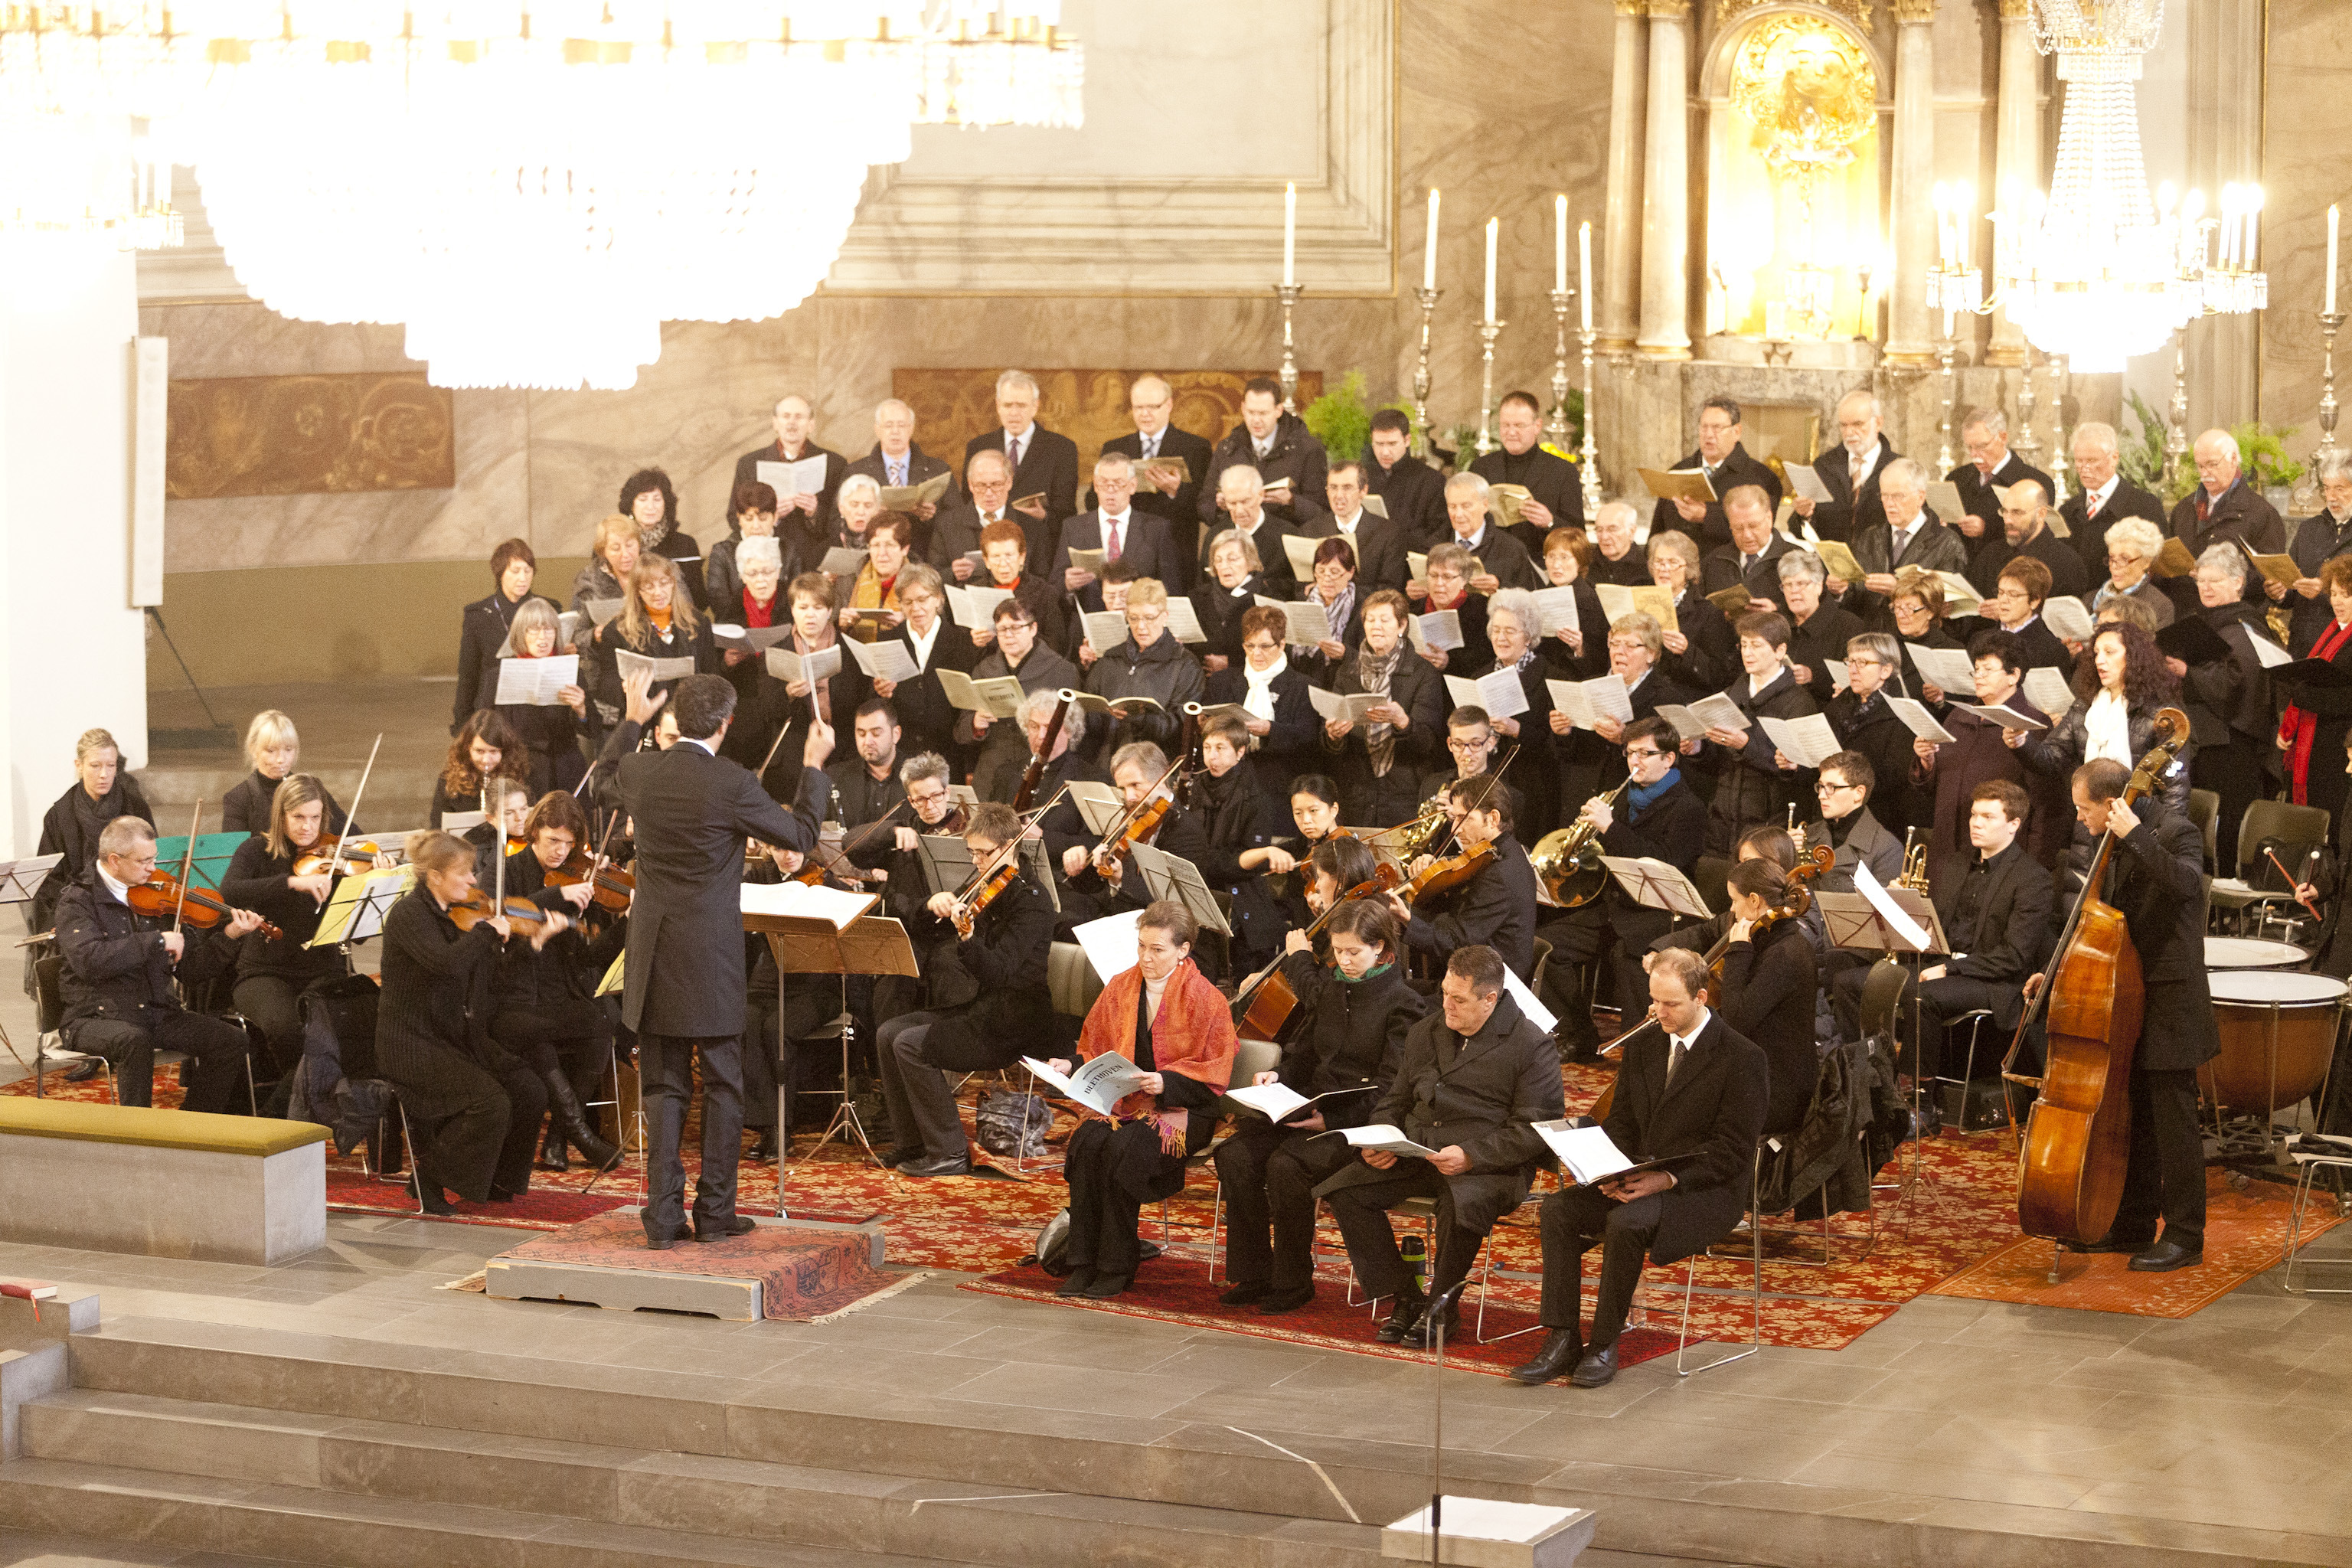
left=1988, top=0, right=2261, bottom=373
left=0, top=5, right=1083, bottom=390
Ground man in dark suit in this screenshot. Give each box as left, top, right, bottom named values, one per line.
left=1650, top=394, right=1782, bottom=557
left=597, top=671, right=829, bottom=1248
left=1700, top=487, right=1798, bottom=609
left=1968, top=479, right=2089, bottom=601
left=1946, top=408, right=2055, bottom=571
left=844, top=398, right=956, bottom=561
left=2282, top=456, right=2352, bottom=654
left=1302, top=459, right=1410, bottom=593
left=1096, top=374, right=1213, bottom=592
left=730, top=394, right=847, bottom=573
left=1788, top=390, right=1896, bottom=544
left=1441, top=473, right=1542, bottom=592
left=1054, top=453, right=1181, bottom=614
left=1587, top=499, right=1653, bottom=588
left=826, top=698, right=906, bottom=831
left=1323, top=945, right=1564, bottom=1348
left=2168, top=427, right=2286, bottom=612
left=1511, top=946, right=1768, bottom=1387
left=962, top=370, right=1080, bottom=567
left=1844, top=459, right=1968, bottom=628
left=1202, top=377, right=1328, bottom=535
left=2050, top=760, right=2218, bottom=1271
left=1808, top=750, right=1904, bottom=893
left=2063, top=420, right=2168, bottom=586
left=1471, top=390, right=1585, bottom=554
left=1364, top=409, right=1450, bottom=550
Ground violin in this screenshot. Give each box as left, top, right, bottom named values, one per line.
left=1231, top=861, right=1404, bottom=1042
left=1089, top=756, right=1185, bottom=872
left=126, top=872, right=283, bottom=942
left=547, top=854, right=635, bottom=911
left=952, top=859, right=1018, bottom=939
left=446, top=889, right=560, bottom=936
left=1398, top=841, right=1497, bottom=903
left=292, top=839, right=386, bottom=879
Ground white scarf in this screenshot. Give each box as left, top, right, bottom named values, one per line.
left=1243, top=652, right=1289, bottom=724
left=2085, top=689, right=2133, bottom=766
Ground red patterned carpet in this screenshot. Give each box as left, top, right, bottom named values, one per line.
left=487, top=1208, right=909, bottom=1321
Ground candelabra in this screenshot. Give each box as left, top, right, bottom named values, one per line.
left=2164, top=332, right=2190, bottom=470
left=1475, top=319, right=1504, bottom=456
left=1935, top=329, right=1960, bottom=474
left=1577, top=325, right=1604, bottom=520
left=2013, top=351, right=2042, bottom=472
left=1546, top=289, right=1573, bottom=449
left=1411, top=286, right=1440, bottom=458
left=2045, top=353, right=2072, bottom=506
left=1274, top=283, right=1302, bottom=413
left=2319, top=311, right=2346, bottom=469
left=1924, top=263, right=1981, bottom=475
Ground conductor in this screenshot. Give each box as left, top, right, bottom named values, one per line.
left=597, top=669, right=831, bottom=1248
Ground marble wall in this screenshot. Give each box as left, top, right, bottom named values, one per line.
left=2257, top=0, right=2349, bottom=467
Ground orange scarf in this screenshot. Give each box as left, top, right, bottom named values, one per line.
left=1076, top=958, right=1237, bottom=1153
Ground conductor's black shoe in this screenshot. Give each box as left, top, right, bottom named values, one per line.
left=2059, top=1234, right=2150, bottom=1255
left=883, top=1145, right=927, bottom=1168
left=1082, top=1271, right=1132, bottom=1298
left=695, top=1215, right=758, bottom=1243
left=1055, top=1268, right=1099, bottom=1297
left=900, top=1154, right=972, bottom=1179
left=1570, top=1344, right=1619, bottom=1387
left=1218, top=1280, right=1272, bottom=1307
left=2128, top=1239, right=2202, bottom=1272
left=61, top=1057, right=103, bottom=1083
left=1400, top=1302, right=1462, bottom=1351
left=644, top=1226, right=688, bottom=1251
left=1509, top=1328, right=1584, bottom=1386
left=1377, top=1294, right=1427, bottom=1344
left=1256, top=1284, right=1317, bottom=1314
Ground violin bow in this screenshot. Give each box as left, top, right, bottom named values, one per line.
left=1432, top=738, right=1520, bottom=859
left=324, top=733, right=383, bottom=878
left=1087, top=755, right=1185, bottom=866
left=170, top=801, right=201, bottom=932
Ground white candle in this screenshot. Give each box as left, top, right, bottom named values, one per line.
left=1484, top=216, right=1498, bottom=325
left=1423, top=188, right=1441, bottom=292
left=1553, top=194, right=1568, bottom=294
left=1283, top=181, right=1296, bottom=286
left=2328, top=204, right=2340, bottom=315
left=1579, top=220, right=1593, bottom=331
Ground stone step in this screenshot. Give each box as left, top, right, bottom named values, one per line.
left=15, top=1390, right=1388, bottom=1568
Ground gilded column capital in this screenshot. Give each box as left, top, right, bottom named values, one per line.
left=1645, top=0, right=1691, bottom=19
left=1997, top=0, right=2033, bottom=18
left=1889, top=0, right=1939, bottom=21
left=1617, top=0, right=1648, bottom=14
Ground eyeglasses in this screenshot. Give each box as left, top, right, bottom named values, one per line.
left=1446, top=737, right=1490, bottom=753
left=1815, top=779, right=1859, bottom=793
left=1127, top=609, right=1166, bottom=625
left=1242, top=640, right=1280, bottom=654
left=1624, top=747, right=1665, bottom=762
left=998, top=619, right=1037, bottom=633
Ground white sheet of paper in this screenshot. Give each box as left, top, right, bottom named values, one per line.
left=1884, top=694, right=1957, bottom=743
left=1532, top=1119, right=1637, bottom=1185
left=1687, top=692, right=1750, bottom=734
left=1906, top=643, right=1978, bottom=694
left=1581, top=673, right=1634, bottom=725
left=494, top=654, right=577, bottom=707
left=583, top=596, right=625, bottom=626
left=1225, top=1082, right=1312, bottom=1122
left=1923, top=479, right=1968, bottom=521
left=1593, top=583, right=1635, bottom=627
left=764, top=644, right=843, bottom=685
left=1824, top=658, right=1851, bottom=695
left=1411, top=609, right=1465, bottom=652
left=1081, top=609, right=1129, bottom=654
left=1547, top=679, right=1601, bottom=731
left=1071, top=908, right=1145, bottom=983
left=938, top=668, right=1027, bottom=718
left=1599, top=854, right=1712, bottom=917
left=557, top=611, right=587, bottom=648
left=2249, top=633, right=2294, bottom=669
left=1530, top=585, right=1581, bottom=636
left=819, top=546, right=869, bottom=578
left=1854, top=860, right=1932, bottom=954
left=948, top=584, right=1014, bottom=629
left=1650, top=704, right=1710, bottom=742
left=2022, top=665, right=2076, bottom=717
left=1501, top=964, right=1557, bottom=1034
left=845, top=638, right=920, bottom=684
left=1760, top=712, right=1842, bottom=769
left=1282, top=534, right=1321, bottom=580
left=757, top=455, right=830, bottom=500
left=1163, top=596, right=1209, bottom=645
left=1021, top=1052, right=1150, bottom=1116
left=2041, top=595, right=2096, bottom=643
left=1307, top=686, right=1387, bottom=725
left=1326, top=1124, right=1442, bottom=1158
left=1279, top=600, right=1333, bottom=648
left=1952, top=701, right=2047, bottom=732
left=1783, top=462, right=1834, bottom=505
left=738, top=879, right=877, bottom=930
left=1446, top=668, right=1528, bottom=719
left=616, top=649, right=697, bottom=684
left=710, top=622, right=794, bottom=653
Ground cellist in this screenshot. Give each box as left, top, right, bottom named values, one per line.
left=2032, top=760, right=2216, bottom=1272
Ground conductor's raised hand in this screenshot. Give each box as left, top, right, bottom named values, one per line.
left=621, top=668, right=665, bottom=726
left=803, top=715, right=836, bottom=769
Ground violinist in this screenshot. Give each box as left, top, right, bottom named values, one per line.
left=378, top=829, right=568, bottom=1213
left=1216, top=900, right=1429, bottom=1315
left=1203, top=606, right=1318, bottom=802
left=873, top=801, right=1055, bottom=1178
left=31, top=727, right=155, bottom=933
left=589, top=554, right=715, bottom=721
left=53, top=816, right=262, bottom=1112
left=1386, top=777, right=1540, bottom=984
left=1713, top=857, right=1820, bottom=1138
left=962, top=599, right=1078, bottom=802
left=2037, top=760, right=2216, bottom=1272
left=484, top=598, right=589, bottom=794
left=464, top=779, right=532, bottom=880
left=1277, top=775, right=1355, bottom=923
left=1058, top=741, right=1208, bottom=926
left=429, top=710, right=531, bottom=828
left=220, top=710, right=348, bottom=840
left=455, top=538, right=557, bottom=730
left=849, top=751, right=968, bottom=1028
left=490, top=793, right=626, bottom=1175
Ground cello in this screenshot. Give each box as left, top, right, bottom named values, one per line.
left=2001, top=707, right=2190, bottom=1248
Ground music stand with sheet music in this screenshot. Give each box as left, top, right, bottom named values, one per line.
left=0, top=854, right=62, bottom=1095
left=1818, top=871, right=1957, bottom=1204
left=1129, top=841, right=1233, bottom=936
left=149, top=832, right=246, bottom=894
left=1598, top=856, right=1711, bottom=923
left=306, top=867, right=415, bottom=949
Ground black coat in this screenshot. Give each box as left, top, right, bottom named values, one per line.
left=2064, top=479, right=2169, bottom=587
left=1948, top=452, right=2055, bottom=570
left=966, top=425, right=1083, bottom=563
left=924, top=870, right=1056, bottom=1060
left=592, top=721, right=824, bottom=1036
left=1786, top=603, right=1865, bottom=697
left=1648, top=441, right=1779, bottom=557
left=1844, top=514, right=1971, bottom=629
left=1099, top=426, right=1215, bottom=590
left=1402, top=832, right=1540, bottom=982
left=2287, top=511, right=2352, bottom=654
left=1801, top=436, right=1898, bottom=545
left=1447, top=522, right=1541, bottom=592
left=492, top=848, right=629, bottom=1014
left=221, top=838, right=349, bottom=984
left=1190, top=763, right=1293, bottom=965
left=2174, top=600, right=2271, bottom=747
left=2020, top=693, right=2191, bottom=835
left=2089, top=803, right=2220, bottom=1072
left=1469, top=443, right=1586, bottom=554
left=825, top=755, right=906, bottom=833
left=844, top=442, right=957, bottom=560
left=1081, top=630, right=1204, bottom=766
left=1204, top=663, right=1321, bottom=805
left=1715, top=918, right=1819, bottom=1137
left=880, top=619, right=982, bottom=764
left=731, top=440, right=848, bottom=573
left=1468, top=655, right=1557, bottom=837
left=1700, top=532, right=1799, bottom=609
left=1276, top=964, right=1429, bottom=1130
left=1824, top=693, right=1926, bottom=842
left=1659, top=588, right=1740, bottom=694
left=454, top=590, right=554, bottom=730
left=1364, top=451, right=1452, bottom=550
left=1323, top=650, right=1449, bottom=828
left=1968, top=523, right=2091, bottom=603
left=1598, top=775, right=1707, bottom=952
left=1599, top=1013, right=1769, bottom=1263
left=1361, top=994, right=1561, bottom=1176
left=1924, top=698, right=2056, bottom=894
left=31, top=775, right=157, bottom=932
left=374, top=888, right=509, bottom=1118
left=1055, top=510, right=1184, bottom=615
left=1204, top=412, right=1329, bottom=532
left=2168, top=479, right=2285, bottom=612
left=1704, top=665, right=1820, bottom=851
left=588, top=616, right=716, bottom=717
left=1191, top=574, right=1265, bottom=666
left=1936, top=840, right=2054, bottom=1027
left=1302, top=511, right=1411, bottom=596
left=962, top=642, right=1081, bottom=801
left=53, top=871, right=236, bottom=1031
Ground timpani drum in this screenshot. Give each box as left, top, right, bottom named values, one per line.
left=2203, top=936, right=2311, bottom=971
left=2199, top=972, right=2347, bottom=1119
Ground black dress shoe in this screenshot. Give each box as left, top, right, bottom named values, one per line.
left=1509, top=1328, right=1584, bottom=1386
left=1082, top=1271, right=1132, bottom=1298
left=750, top=1131, right=780, bottom=1162
left=695, top=1214, right=758, bottom=1243
left=645, top=1227, right=688, bottom=1251
left=61, top=1057, right=103, bottom=1083
left=1401, top=1302, right=1462, bottom=1350
left=2128, top=1239, right=2202, bottom=1272
left=900, top=1154, right=972, bottom=1178
left=1055, top=1268, right=1099, bottom=1297
left=1218, top=1280, right=1273, bottom=1307
left=1256, top=1284, right=1316, bottom=1315
left=1570, top=1344, right=1619, bottom=1387
left=2060, top=1234, right=2152, bottom=1255
left=407, top=1174, right=455, bottom=1217
left=883, top=1146, right=926, bottom=1168
left=1377, top=1295, right=1427, bottom=1344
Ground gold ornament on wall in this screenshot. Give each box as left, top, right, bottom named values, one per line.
left=1728, top=18, right=1878, bottom=185
left=1713, top=0, right=1874, bottom=31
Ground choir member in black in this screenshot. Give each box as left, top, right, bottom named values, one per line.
left=1824, top=635, right=1926, bottom=839
left=1472, top=588, right=1559, bottom=838
left=1418, top=707, right=1524, bottom=832
left=1363, top=409, right=1449, bottom=548
left=221, top=709, right=348, bottom=840
left=966, top=371, right=1082, bottom=560
left=1304, top=462, right=1408, bottom=595
left=707, top=482, right=789, bottom=614
left=1700, top=612, right=1818, bottom=856
left=1842, top=459, right=1968, bottom=629
left=377, top=829, right=568, bottom=1211
left=2162, top=544, right=2273, bottom=868
left=2168, top=429, right=2285, bottom=615
left=863, top=564, right=974, bottom=767
left=714, top=538, right=792, bottom=774
left=1082, top=577, right=1201, bottom=766
left=2044, top=761, right=2217, bottom=1269
left=53, top=816, right=260, bottom=1110
left=1439, top=472, right=1542, bottom=591
left=962, top=599, right=1078, bottom=802
left=1217, top=900, right=1429, bottom=1313
left=490, top=793, right=625, bottom=1174
left=1776, top=550, right=1864, bottom=698
left=1100, top=375, right=1213, bottom=588
left=2279, top=454, right=2352, bottom=654
left=1059, top=455, right=1182, bottom=614
left=1471, top=390, right=1585, bottom=548
left=1535, top=531, right=1609, bottom=681
left=427, top=710, right=531, bottom=828
left=1586, top=500, right=1651, bottom=588
left=31, top=727, right=155, bottom=933
left=1702, top=488, right=1799, bottom=609
left=2276, top=554, right=2352, bottom=820
left=1413, top=543, right=1494, bottom=674
left=1890, top=578, right=1966, bottom=704
left=482, top=599, right=588, bottom=795
left=874, top=802, right=1054, bottom=1178
left=1984, top=556, right=2073, bottom=673
left=1192, top=528, right=1270, bottom=672
left=1649, top=395, right=1781, bottom=556
left=1322, top=590, right=1449, bottom=828
left=1645, top=528, right=1737, bottom=694
left=590, top=554, right=714, bottom=723
left=970, top=517, right=1071, bottom=662
left=1915, top=629, right=2054, bottom=894
left=766, top=573, right=869, bottom=791
left=849, top=397, right=956, bottom=559
left=1549, top=614, right=1704, bottom=818
left=731, top=393, right=846, bottom=566
left=1511, top=948, right=1765, bottom=1388
left=220, top=775, right=392, bottom=1086
left=1537, top=717, right=1705, bottom=1060
left=1386, top=778, right=1540, bottom=982
left=1945, top=410, right=2054, bottom=574
left=1326, top=945, right=1563, bottom=1347
left=570, top=513, right=641, bottom=624
left=828, top=699, right=908, bottom=832
left=2020, top=619, right=2190, bottom=844
left=1202, top=377, right=1328, bottom=537
left=1971, top=480, right=2089, bottom=604
left=1712, top=857, right=1821, bottom=1138
left=1182, top=715, right=1291, bottom=976
left=1286, top=536, right=1367, bottom=687
left=1048, top=900, right=1237, bottom=1298
left=2065, top=422, right=2171, bottom=583
left=1786, top=390, right=1896, bottom=546
left=1207, top=606, right=1318, bottom=804
left=1206, top=467, right=1299, bottom=603
left=618, top=466, right=707, bottom=611
left=454, top=539, right=555, bottom=730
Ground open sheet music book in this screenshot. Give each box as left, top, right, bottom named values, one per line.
left=1531, top=1120, right=1699, bottom=1187
left=1316, top=1124, right=1443, bottom=1158
left=1223, top=1081, right=1377, bottom=1125
left=1021, top=1053, right=1152, bottom=1116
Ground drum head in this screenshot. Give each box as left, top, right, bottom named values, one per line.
left=2209, top=972, right=2348, bottom=1004
left=2203, top=937, right=2310, bottom=969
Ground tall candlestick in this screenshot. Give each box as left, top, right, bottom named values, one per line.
left=1553, top=194, right=1567, bottom=294
left=1475, top=318, right=1503, bottom=454
left=1547, top=288, right=1572, bottom=448
left=1483, top=217, right=1498, bottom=325
left=2319, top=310, right=2346, bottom=470
left=1275, top=283, right=1302, bottom=413
left=1282, top=181, right=1296, bottom=286
left=1578, top=322, right=1603, bottom=521
left=2328, top=204, right=2340, bottom=316
left=1423, top=188, right=1441, bottom=292
left=1412, top=286, right=1441, bottom=458
left=1578, top=220, right=1592, bottom=332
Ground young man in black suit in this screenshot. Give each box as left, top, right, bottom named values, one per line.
left=1787, top=390, right=1896, bottom=545
left=1363, top=408, right=1450, bottom=550
left=1203, top=377, right=1328, bottom=534
left=730, top=394, right=847, bottom=570
left=962, top=370, right=1080, bottom=566
left=596, top=671, right=830, bottom=1248
left=1302, top=459, right=1410, bottom=594
left=1470, top=390, right=1585, bottom=550
left=844, top=398, right=956, bottom=560
left=1945, top=408, right=2054, bottom=573
left=1096, top=374, right=1213, bottom=590
left=1648, top=394, right=1781, bottom=557
left=1511, top=946, right=1768, bottom=1387
left=1054, top=453, right=1181, bottom=614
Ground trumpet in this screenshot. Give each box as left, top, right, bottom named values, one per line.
left=1897, top=827, right=1931, bottom=892
left=1529, top=776, right=1631, bottom=908
left=1370, top=802, right=1453, bottom=860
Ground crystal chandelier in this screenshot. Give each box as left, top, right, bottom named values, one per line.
left=0, top=5, right=1083, bottom=390
left=1989, top=0, right=2262, bottom=374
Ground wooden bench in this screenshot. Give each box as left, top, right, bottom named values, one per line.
left=0, top=1101, right=328, bottom=1266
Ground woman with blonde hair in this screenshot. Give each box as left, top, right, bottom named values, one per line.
left=570, top=513, right=642, bottom=619
left=222, top=709, right=351, bottom=838
left=31, top=727, right=155, bottom=933
left=587, top=553, right=713, bottom=725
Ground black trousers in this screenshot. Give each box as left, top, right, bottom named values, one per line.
left=490, top=1001, right=613, bottom=1099
left=1325, top=1163, right=1504, bottom=1305
left=69, top=1009, right=251, bottom=1114
left=743, top=990, right=836, bottom=1135
left=391, top=1039, right=546, bottom=1202
left=642, top=1032, right=743, bottom=1239
left=1831, top=965, right=2010, bottom=1081
left=2110, top=1066, right=2207, bottom=1253
left=232, top=972, right=339, bottom=1078
left=1212, top=1122, right=1354, bottom=1289
left=1064, top=1118, right=1186, bottom=1276
left=1539, top=1184, right=1664, bottom=1349
left=875, top=1011, right=1018, bottom=1160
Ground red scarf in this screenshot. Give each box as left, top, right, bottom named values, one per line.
left=2282, top=618, right=2352, bottom=801
left=743, top=591, right=775, bottom=629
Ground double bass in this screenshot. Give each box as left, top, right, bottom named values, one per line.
left=2001, top=707, right=2190, bottom=1248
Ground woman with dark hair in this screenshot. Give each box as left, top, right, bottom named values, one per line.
left=2021, top=617, right=2190, bottom=822
left=586, top=554, right=715, bottom=724
left=1322, top=589, right=1449, bottom=828
left=482, top=599, right=589, bottom=794
left=455, top=538, right=554, bottom=732
left=31, top=728, right=156, bottom=933
left=427, top=710, right=532, bottom=828
left=1204, top=604, right=1318, bottom=803
left=2277, top=554, right=2352, bottom=822
left=1713, top=858, right=1819, bottom=1137
left=1291, top=534, right=1366, bottom=684
left=618, top=466, right=706, bottom=611
left=1914, top=629, right=2061, bottom=893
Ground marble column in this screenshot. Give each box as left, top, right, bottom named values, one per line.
left=1600, top=0, right=1648, bottom=353
left=1884, top=0, right=1940, bottom=367
left=0, top=240, right=148, bottom=857
left=1636, top=0, right=1692, bottom=360
left=1985, top=0, right=2040, bottom=368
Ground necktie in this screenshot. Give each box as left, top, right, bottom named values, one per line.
left=1009, top=433, right=1024, bottom=471
left=1851, top=452, right=1866, bottom=488
left=1106, top=517, right=1122, bottom=560
left=1741, top=552, right=1755, bottom=576
left=1142, top=433, right=1158, bottom=460
left=1667, top=1036, right=1688, bottom=1083
left=889, top=458, right=906, bottom=487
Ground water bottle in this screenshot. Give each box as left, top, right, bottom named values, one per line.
left=1400, top=1233, right=1428, bottom=1296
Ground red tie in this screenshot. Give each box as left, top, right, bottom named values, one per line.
left=1106, top=518, right=1122, bottom=560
